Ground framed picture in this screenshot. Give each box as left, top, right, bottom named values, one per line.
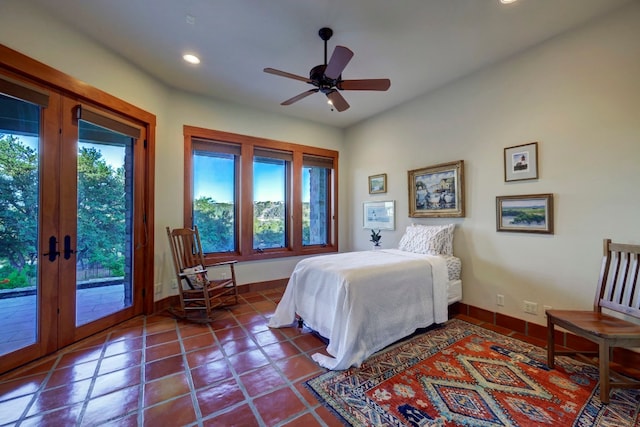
left=368, top=173, right=387, bottom=194
left=504, top=142, right=538, bottom=182
left=408, top=160, right=464, bottom=218
left=496, top=193, right=554, bottom=234
left=363, top=200, right=395, bottom=230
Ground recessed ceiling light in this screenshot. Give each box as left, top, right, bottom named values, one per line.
left=183, top=54, right=200, bottom=65
left=500, top=0, right=518, bottom=4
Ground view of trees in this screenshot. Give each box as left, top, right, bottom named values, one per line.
left=194, top=199, right=314, bottom=253
left=0, top=134, right=127, bottom=289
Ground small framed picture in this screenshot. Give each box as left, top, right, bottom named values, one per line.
left=368, top=173, right=387, bottom=194
left=504, top=142, right=538, bottom=182
left=363, top=200, right=395, bottom=230
left=496, top=193, right=554, bottom=234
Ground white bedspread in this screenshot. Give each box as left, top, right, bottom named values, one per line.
left=268, top=249, right=448, bottom=370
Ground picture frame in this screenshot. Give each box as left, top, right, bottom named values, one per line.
left=408, top=160, right=464, bottom=218
left=504, top=142, right=538, bottom=182
left=363, top=200, right=395, bottom=230
left=496, top=193, right=554, bottom=234
left=368, top=173, right=387, bottom=194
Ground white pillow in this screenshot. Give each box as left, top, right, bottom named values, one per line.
left=398, top=224, right=455, bottom=255
left=182, top=265, right=208, bottom=289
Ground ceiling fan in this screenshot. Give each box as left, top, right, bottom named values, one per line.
left=264, top=27, right=391, bottom=112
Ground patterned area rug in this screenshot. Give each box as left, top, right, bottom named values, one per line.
left=306, top=319, right=640, bottom=426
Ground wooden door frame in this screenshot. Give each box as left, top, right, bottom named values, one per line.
left=0, top=44, right=155, bottom=373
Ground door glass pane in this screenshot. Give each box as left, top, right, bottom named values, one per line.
left=0, top=94, right=40, bottom=355
left=193, top=150, right=236, bottom=253
left=253, top=156, right=286, bottom=250
left=76, top=121, right=133, bottom=326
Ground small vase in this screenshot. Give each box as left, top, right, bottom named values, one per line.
left=372, top=243, right=381, bottom=250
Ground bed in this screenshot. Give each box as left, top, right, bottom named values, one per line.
left=268, top=224, right=462, bottom=370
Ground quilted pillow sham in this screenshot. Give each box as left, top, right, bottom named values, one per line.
left=398, top=223, right=455, bottom=255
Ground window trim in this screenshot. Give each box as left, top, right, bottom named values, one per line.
left=184, top=125, right=339, bottom=263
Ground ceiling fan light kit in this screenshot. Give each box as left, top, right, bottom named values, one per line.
left=264, top=27, right=391, bottom=112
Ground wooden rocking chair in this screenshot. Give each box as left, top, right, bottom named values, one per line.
left=546, top=239, right=640, bottom=404
left=166, top=226, right=238, bottom=322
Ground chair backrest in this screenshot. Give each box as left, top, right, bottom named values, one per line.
left=594, top=239, right=640, bottom=319
left=166, top=226, right=207, bottom=274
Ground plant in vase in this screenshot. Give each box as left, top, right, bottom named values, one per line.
left=370, top=229, right=382, bottom=248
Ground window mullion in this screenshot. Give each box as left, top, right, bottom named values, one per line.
left=291, top=152, right=303, bottom=253
left=240, top=144, right=254, bottom=256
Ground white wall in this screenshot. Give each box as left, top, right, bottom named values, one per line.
left=345, top=2, right=640, bottom=325
left=0, top=0, right=346, bottom=300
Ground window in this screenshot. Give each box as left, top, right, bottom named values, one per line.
left=184, top=126, right=338, bottom=262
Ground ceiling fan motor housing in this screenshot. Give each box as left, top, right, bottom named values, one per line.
left=310, top=64, right=340, bottom=93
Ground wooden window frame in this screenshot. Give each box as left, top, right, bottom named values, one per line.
left=184, top=125, right=339, bottom=263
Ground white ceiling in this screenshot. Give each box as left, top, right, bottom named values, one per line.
left=28, top=0, right=633, bottom=128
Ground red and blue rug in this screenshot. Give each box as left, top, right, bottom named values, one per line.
left=306, top=319, right=640, bottom=426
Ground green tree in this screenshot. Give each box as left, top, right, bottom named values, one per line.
left=77, top=147, right=126, bottom=276
left=0, top=135, right=39, bottom=270
left=194, top=197, right=235, bottom=252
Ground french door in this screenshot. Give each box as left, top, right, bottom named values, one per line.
left=0, top=73, right=149, bottom=373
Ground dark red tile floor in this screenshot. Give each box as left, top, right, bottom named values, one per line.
left=0, top=288, right=522, bottom=426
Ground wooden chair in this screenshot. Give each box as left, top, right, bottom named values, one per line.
left=166, top=226, right=238, bottom=322
left=546, top=239, right=640, bottom=404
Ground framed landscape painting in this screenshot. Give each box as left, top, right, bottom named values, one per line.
left=496, top=193, right=554, bottom=234
left=368, top=173, right=387, bottom=194
left=408, top=160, right=464, bottom=218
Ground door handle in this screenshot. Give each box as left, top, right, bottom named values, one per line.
left=64, top=235, right=75, bottom=260
left=43, top=236, right=59, bottom=262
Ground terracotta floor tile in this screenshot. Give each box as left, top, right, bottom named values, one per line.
left=222, top=337, right=258, bottom=357
left=243, top=320, right=271, bottom=335
left=196, top=378, right=246, bottom=418
left=143, top=372, right=191, bottom=407
left=209, top=316, right=240, bottom=331
left=144, top=318, right=176, bottom=335
left=276, top=354, right=323, bottom=382
left=97, top=412, right=139, bottom=427
left=98, top=350, right=142, bottom=375
left=227, top=349, right=270, bottom=375
left=242, top=294, right=268, bottom=303
left=202, top=403, right=260, bottom=427
left=20, top=402, right=84, bottom=427
left=191, top=359, right=233, bottom=390
left=186, top=345, right=224, bottom=369
left=27, top=378, right=91, bottom=415
left=253, top=387, right=307, bottom=426
left=143, top=394, right=197, bottom=427
left=240, top=365, right=287, bottom=397
left=0, top=373, right=46, bottom=402
left=108, top=325, right=144, bottom=342
left=144, top=354, right=185, bottom=382
left=315, top=405, right=346, bottom=427
left=145, top=329, right=178, bottom=347
left=251, top=300, right=278, bottom=314
left=177, top=323, right=212, bottom=339
left=80, top=384, right=140, bottom=426
left=235, top=311, right=267, bottom=325
left=0, top=393, right=33, bottom=425
left=145, top=340, right=182, bottom=362
left=282, top=411, right=323, bottom=427
left=214, top=325, right=247, bottom=343
left=57, top=345, right=104, bottom=368
left=261, top=341, right=301, bottom=361
left=91, top=365, right=142, bottom=398
left=294, top=377, right=320, bottom=406
left=46, top=360, right=99, bottom=388
left=182, top=333, right=216, bottom=352
left=103, top=337, right=143, bottom=358
left=252, top=329, right=286, bottom=346
left=291, top=334, right=326, bottom=353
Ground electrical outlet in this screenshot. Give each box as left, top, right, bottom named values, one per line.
left=523, top=300, right=538, bottom=315
left=496, top=294, right=505, bottom=306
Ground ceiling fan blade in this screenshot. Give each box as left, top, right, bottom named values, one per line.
left=281, top=89, right=319, bottom=106
left=338, top=79, right=391, bottom=91
left=324, top=46, right=354, bottom=80
left=264, top=67, right=311, bottom=83
left=327, top=90, right=350, bottom=112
